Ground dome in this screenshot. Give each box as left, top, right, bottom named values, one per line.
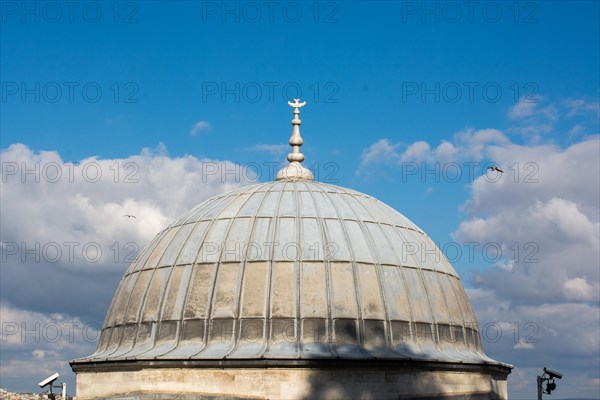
left=83, top=179, right=493, bottom=364
left=71, top=100, right=510, bottom=400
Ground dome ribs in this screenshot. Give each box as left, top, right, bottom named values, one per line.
left=75, top=181, right=505, bottom=366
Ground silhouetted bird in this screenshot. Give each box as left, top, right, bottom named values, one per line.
left=123, top=214, right=136, bottom=218
left=487, top=166, right=504, bottom=173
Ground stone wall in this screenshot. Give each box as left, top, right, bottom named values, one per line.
left=75, top=367, right=508, bottom=399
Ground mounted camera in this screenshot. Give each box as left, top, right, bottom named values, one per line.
left=38, top=373, right=66, bottom=400
left=537, top=367, right=563, bottom=399
left=38, top=373, right=59, bottom=388
left=543, top=368, right=563, bottom=380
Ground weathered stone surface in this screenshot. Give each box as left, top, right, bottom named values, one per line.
left=75, top=366, right=508, bottom=400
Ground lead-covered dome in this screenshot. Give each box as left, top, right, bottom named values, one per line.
left=81, top=178, right=495, bottom=365
left=72, top=100, right=510, bottom=400
left=72, top=100, right=510, bottom=384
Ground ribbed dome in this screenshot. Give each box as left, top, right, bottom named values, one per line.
left=82, top=180, right=497, bottom=365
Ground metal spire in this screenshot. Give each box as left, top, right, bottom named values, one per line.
left=275, top=99, right=314, bottom=181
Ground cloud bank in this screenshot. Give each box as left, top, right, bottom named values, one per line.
left=355, top=98, right=599, bottom=398
left=1, top=143, right=253, bottom=389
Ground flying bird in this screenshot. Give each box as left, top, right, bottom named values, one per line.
left=123, top=214, right=137, bottom=218
left=487, top=166, right=504, bottom=173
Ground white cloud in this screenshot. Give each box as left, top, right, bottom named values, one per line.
left=513, top=339, right=535, bottom=350
left=564, top=277, right=598, bottom=302
left=452, top=128, right=510, bottom=160
left=455, top=136, right=599, bottom=397
left=455, top=146, right=599, bottom=303
left=32, top=349, right=57, bottom=359
left=506, top=122, right=554, bottom=137
left=567, top=124, right=585, bottom=138
left=508, top=98, right=539, bottom=119
left=357, top=128, right=510, bottom=174
left=0, top=143, right=258, bottom=392
left=434, top=140, right=458, bottom=160
left=540, top=104, right=560, bottom=121
left=471, top=292, right=600, bottom=398
left=508, top=97, right=560, bottom=122
left=0, top=143, right=254, bottom=320
left=399, top=141, right=430, bottom=162
left=0, top=303, right=97, bottom=385
left=353, top=97, right=600, bottom=397
left=361, top=138, right=400, bottom=164
left=356, top=139, right=401, bottom=175
left=190, top=120, right=211, bottom=135
left=505, top=98, right=563, bottom=141
left=564, top=98, right=600, bottom=118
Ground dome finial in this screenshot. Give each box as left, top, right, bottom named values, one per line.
left=276, top=99, right=314, bottom=181
left=286, top=98, right=306, bottom=163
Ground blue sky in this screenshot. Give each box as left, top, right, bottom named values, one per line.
left=1, top=1, right=599, bottom=397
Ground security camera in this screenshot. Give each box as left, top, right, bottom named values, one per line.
left=544, top=367, right=563, bottom=379
left=38, top=372, right=59, bottom=388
